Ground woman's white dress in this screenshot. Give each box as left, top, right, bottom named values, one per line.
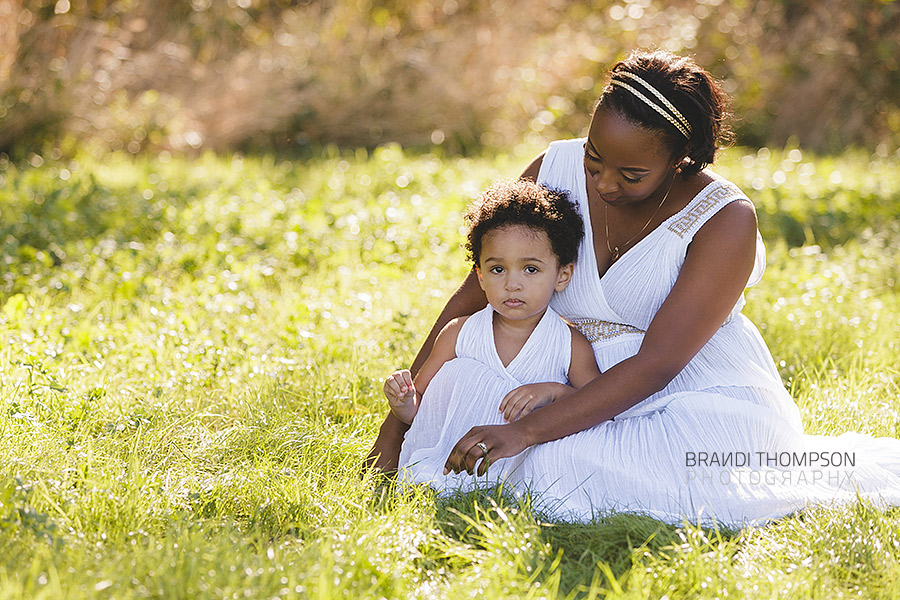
left=400, top=304, right=572, bottom=490
left=401, top=137, right=900, bottom=527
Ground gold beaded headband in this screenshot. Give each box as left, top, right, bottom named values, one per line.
left=610, top=71, right=692, bottom=139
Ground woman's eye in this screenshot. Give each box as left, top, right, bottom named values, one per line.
left=623, top=175, right=644, bottom=184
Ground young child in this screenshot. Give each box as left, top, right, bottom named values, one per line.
left=383, top=179, right=600, bottom=485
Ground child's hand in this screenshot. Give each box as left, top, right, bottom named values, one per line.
left=499, top=382, right=570, bottom=423
left=384, top=369, right=418, bottom=424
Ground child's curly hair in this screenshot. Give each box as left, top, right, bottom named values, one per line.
left=464, top=179, right=584, bottom=267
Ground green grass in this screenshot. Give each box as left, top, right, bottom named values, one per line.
left=1, top=143, right=900, bottom=598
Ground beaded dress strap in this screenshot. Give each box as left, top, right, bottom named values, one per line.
left=567, top=318, right=645, bottom=343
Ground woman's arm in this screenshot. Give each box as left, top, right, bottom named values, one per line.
left=365, top=269, right=487, bottom=472
left=445, top=199, right=760, bottom=475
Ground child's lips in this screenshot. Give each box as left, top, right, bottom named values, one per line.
left=504, top=298, right=524, bottom=308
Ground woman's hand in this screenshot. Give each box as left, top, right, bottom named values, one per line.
left=498, top=382, right=571, bottom=423
left=443, top=423, right=530, bottom=476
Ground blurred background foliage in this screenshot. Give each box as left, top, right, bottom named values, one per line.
left=1, top=0, right=899, bottom=158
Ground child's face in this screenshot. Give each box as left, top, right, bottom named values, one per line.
left=475, top=225, right=573, bottom=324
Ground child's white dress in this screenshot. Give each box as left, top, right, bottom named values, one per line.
left=399, top=304, right=573, bottom=490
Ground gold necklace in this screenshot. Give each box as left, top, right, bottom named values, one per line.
left=604, top=182, right=673, bottom=264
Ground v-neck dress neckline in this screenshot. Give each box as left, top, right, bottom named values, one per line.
left=488, top=305, right=556, bottom=376
left=578, top=155, right=724, bottom=288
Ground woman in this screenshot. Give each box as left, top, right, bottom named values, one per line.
left=369, top=50, right=900, bottom=525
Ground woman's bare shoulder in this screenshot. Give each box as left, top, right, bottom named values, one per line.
left=689, top=190, right=758, bottom=263
left=520, top=151, right=547, bottom=182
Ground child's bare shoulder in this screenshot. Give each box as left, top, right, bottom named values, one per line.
left=449, top=315, right=470, bottom=328
left=567, top=323, right=594, bottom=350
left=433, top=315, right=470, bottom=352
left=440, top=315, right=468, bottom=336
left=566, top=322, right=601, bottom=384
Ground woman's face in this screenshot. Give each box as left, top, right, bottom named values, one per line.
left=584, top=106, right=676, bottom=208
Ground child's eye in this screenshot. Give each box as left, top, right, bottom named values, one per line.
left=489, top=266, right=504, bottom=274
left=524, top=266, right=539, bottom=274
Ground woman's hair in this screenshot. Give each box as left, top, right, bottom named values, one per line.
left=596, top=50, right=734, bottom=176
left=464, top=179, right=584, bottom=267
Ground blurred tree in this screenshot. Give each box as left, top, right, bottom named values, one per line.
left=0, top=0, right=897, bottom=156
left=763, top=0, right=900, bottom=150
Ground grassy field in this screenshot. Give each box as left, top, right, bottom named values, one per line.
left=1, top=143, right=900, bottom=598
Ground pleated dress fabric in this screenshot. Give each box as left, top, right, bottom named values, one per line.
left=399, top=304, right=572, bottom=491
left=512, top=137, right=900, bottom=526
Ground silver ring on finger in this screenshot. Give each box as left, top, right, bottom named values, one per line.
left=476, top=442, right=488, bottom=455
